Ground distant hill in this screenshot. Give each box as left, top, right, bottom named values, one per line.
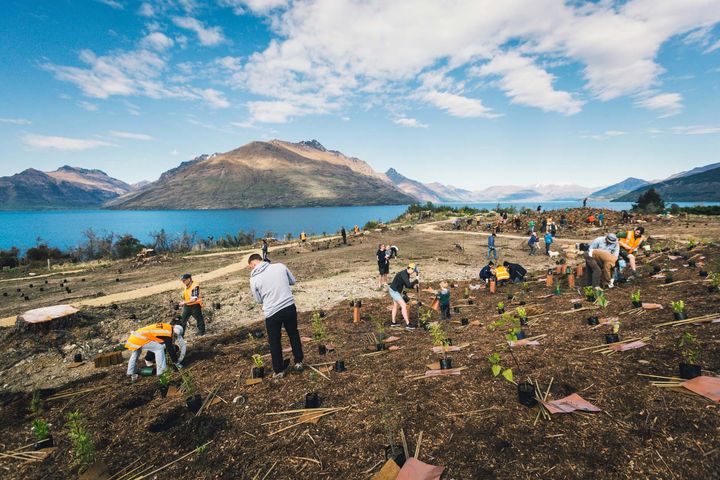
left=665, top=162, right=720, bottom=181
left=0, top=166, right=132, bottom=210
left=589, top=177, right=650, bottom=201
left=109, top=140, right=415, bottom=209
left=470, top=184, right=595, bottom=202
left=385, top=168, right=444, bottom=203
left=614, top=166, right=720, bottom=202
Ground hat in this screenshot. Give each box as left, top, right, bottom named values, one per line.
left=180, top=273, right=192, bottom=280
left=606, top=234, right=618, bottom=243
left=407, top=263, right=416, bottom=270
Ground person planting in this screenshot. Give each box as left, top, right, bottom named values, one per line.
left=494, top=263, right=511, bottom=286
left=503, top=261, right=527, bottom=283
left=248, top=253, right=304, bottom=379
left=434, top=281, right=451, bottom=320
left=479, top=261, right=496, bottom=285
left=178, top=273, right=206, bottom=336
left=125, top=321, right=186, bottom=382
left=617, top=226, right=645, bottom=276
left=584, top=234, right=620, bottom=289
left=388, top=263, right=420, bottom=330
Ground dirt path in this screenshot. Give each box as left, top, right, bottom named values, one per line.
left=415, top=220, right=588, bottom=244
left=0, top=268, right=88, bottom=284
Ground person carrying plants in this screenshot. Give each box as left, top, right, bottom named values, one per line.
left=376, top=244, right=389, bottom=288
left=179, top=273, right=205, bottom=336
left=353, top=224, right=360, bottom=235
left=434, top=280, right=451, bottom=320
left=503, top=261, right=527, bottom=283
left=584, top=234, right=620, bottom=289
left=544, top=231, right=554, bottom=256
left=617, top=226, right=645, bottom=276
left=125, top=322, right=186, bottom=382
left=248, top=253, right=304, bottom=379
left=487, top=232, right=498, bottom=260
left=528, top=232, right=539, bottom=256
left=388, top=263, right=420, bottom=330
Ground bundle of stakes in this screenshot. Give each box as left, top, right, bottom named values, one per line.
left=654, top=313, right=720, bottom=328
left=46, top=384, right=110, bottom=402
left=0, top=445, right=48, bottom=463
left=578, top=336, right=651, bottom=355
left=262, top=406, right=350, bottom=436
left=619, top=307, right=645, bottom=316
left=533, top=377, right=554, bottom=426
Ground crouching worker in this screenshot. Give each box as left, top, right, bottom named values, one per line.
left=617, top=226, right=645, bottom=276
left=388, top=263, right=420, bottom=330
left=479, top=261, right=495, bottom=285
left=126, top=322, right=186, bottom=382
left=503, top=261, right=527, bottom=283
left=494, top=263, right=511, bottom=286
left=434, top=280, right=451, bottom=320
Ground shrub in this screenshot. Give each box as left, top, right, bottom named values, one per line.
left=679, top=332, right=699, bottom=364
left=363, top=220, right=380, bottom=230
left=311, top=310, right=326, bottom=341
left=488, top=353, right=513, bottom=382
left=66, top=411, right=95, bottom=473
left=113, top=234, right=144, bottom=259
left=671, top=300, right=685, bottom=313
left=632, top=188, right=665, bottom=214
left=32, top=418, right=50, bottom=441
left=252, top=354, right=264, bottom=368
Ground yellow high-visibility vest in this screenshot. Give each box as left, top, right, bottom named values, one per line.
left=181, top=282, right=202, bottom=306
left=125, top=323, right=172, bottom=351
left=495, top=266, right=510, bottom=281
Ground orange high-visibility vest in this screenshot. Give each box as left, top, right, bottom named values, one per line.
left=619, top=230, right=643, bottom=253
left=181, top=282, right=202, bottom=306
left=125, top=323, right=173, bottom=351
left=495, top=266, right=510, bottom=281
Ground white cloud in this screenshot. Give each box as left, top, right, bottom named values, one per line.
left=172, top=16, right=225, bottom=46
left=671, top=125, right=720, bottom=135
left=97, top=0, right=123, bottom=9
left=393, top=117, right=428, bottom=128
left=77, top=101, right=99, bottom=111
left=0, top=117, right=31, bottom=125
left=219, top=0, right=288, bottom=15
left=215, top=56, right=243, bottom=71
left=141, top=32, right=174, bottom=51
left=22, top=134, right=116, bottom=150
left=420, top=91, right=499, bottom=119
left=197, top=88, right=230, bottom=108
left=108, top=130, right=154, bottom=140
left=634, top=92, right=683, bottom=117
left=138, top=2, right=155, bottom=16
left=473, top=51, right=584, bottom=115
left=580, top=130, right=628, bottom=140
left=247, top=101, right=306, bottom=123
left=706, top=38, right=720, bottom=53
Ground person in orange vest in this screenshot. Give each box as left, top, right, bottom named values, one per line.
left=125, top=322, right=186, bottom=382
left=179, top=273, right=205, bottom=335
left=353, top=225, right=360, bottom=234
left=617, top=226, right=645, bottom=275
left=300, top=231, right=307, bottom=243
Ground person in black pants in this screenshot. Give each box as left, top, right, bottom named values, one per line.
left=341, top=227, right=347, bottom=245
left=377, top=244, right=389, bottom=288
left=503, top=261, right=527, bottom=283
left=248, top=254, right=304, bottom=378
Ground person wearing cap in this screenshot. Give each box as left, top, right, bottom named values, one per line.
left=388, top=263, right=419, bottom=330
left=179, top=273, right=205, bottom=335
left=125, top=322, right=186, bottom=382
left=617, top=226, right=645, bottom=275
left=479, top=261, right=496, bottom=285
left=504, top=261, right=527, bottom=283
left=585, top=234, right=620, bottom=288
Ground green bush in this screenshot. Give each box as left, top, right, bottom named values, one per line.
left=66, top=411, right=95, bottom=473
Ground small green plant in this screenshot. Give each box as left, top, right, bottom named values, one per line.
left=371, top=316, right=386, bottom=337
left=428, top=322, right=447, bottom=347
left=679, top=332, right=700, bottom=364
left=252, top=354, right=264, bottom=368
left=488, top=353, right=514, bottom=383
left=497, top=301, right=504, bottom=311
left=463, top=287, right=470, bottom=299
left=30, top=387, right=43, bottom=415
left=516, top=307, right=527, bottom=319
left=180, top=369, right=196, bottom=396
left=554, top=280, right=561, bottom=295
left=671, top=300, right=685, bottom=314
left=611, top=321, right=620, bottom=335
left=630, top=289, right=641, bottom=303
left=418, top=307, right=433, bottom=329
left=521, top=282, right=529, bottom=292
left=158, top=369, right=172, bottom=387
left=595, top=291, right=608, bottom=308
left=687, top=239, right=697, bottom=250
left=311, top=310, right=327, bottom=341
left=32, top=418, right=50, bottom=441
left=583, top=286, right=595, bottom=298
left=66, top=411, right=95, bottom=473
left=710, top=273, right=720, bottom=289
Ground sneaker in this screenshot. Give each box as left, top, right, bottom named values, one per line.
left=405, top=324, right=416, bottom=331
left=272, top=371, right=285, bottom=379
left=390, top=322, right=402, bottom=328
left=608, top=279, right=615, bottom=289
left=293, top=362, right=304, bottom=372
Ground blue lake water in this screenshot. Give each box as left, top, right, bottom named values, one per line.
left=0, top=200, right=717, bottom=251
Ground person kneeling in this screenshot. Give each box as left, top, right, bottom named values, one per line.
left=126, top=322, right=186, bottom=382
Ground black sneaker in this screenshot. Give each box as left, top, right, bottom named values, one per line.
left=405, top=324, right=416, bottom=331
left=390, top=322, right=402, bottom=328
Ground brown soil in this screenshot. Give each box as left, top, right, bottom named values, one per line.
left=0, top=212, right=719, bottom=479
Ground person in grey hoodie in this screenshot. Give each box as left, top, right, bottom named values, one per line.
left=248, top=253, right=304, bottom=378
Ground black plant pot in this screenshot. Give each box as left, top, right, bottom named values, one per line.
left=186, top=394, right=203, bottom=413
left=632, top=301, right=642, bottom=308
left=454, top=307, right=461, bottom=313
left=573, top=303, right=582, bottom=310
left=439, top=357, right=453, bottom=370
left=73, top=353, right=82, bottom=363
left=159, top=385, right=169, bottom=398
left=673, top=312, right=687, bottom=321
left=699, top=271, right=708, bottom=278
left=519, top=301, right=526, bottom=306
left=708, top=286, right=718, bottom=293
left=214, top=302, right=221, bottom=310
left=653, top=266, right=662, bottom=274
left=517, top=382, right=537, bottom=407
left=519, top=317, right=528, bottom=326
left=468, top=300, right=474, bottom=305
left=334, top=360, right=346, bottom=372
left=375, top=343, right=386, bottom=352
left=384, top=446, right=407, bottom=468
left=304, top=392, right=320, bottom=409
left=461, top=318, right=469, bottom=326
left=252, top=367, right=265, bottom=379
left=319, top=310, right=326, bottom=317
left=679, top=363, right=701, bottom=380
left=33, top=435, right=54, bottom=451
left=586, top=295, right=596, bottom=302
left=587, top=316, right=599, bottom=326
left=507, top=294, right=514, bottom=300
left=515, top=331, right=527, bottom=340
left=252, top=330, right=265, bottom=339
left=689, top=261, right=696, bottom=268
left=174, top=304, right=179, bottom=310
left=665, top=277, right=674, bottom=284
left=605, top=333, right=620, bottom=344
left=498, top=308, right=505, bottom=314
left=318, top=344, right=327, bottom=355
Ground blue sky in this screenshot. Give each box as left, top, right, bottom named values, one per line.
left=1, top=0, right=719, bottom=189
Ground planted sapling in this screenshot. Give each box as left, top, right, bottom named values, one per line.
left=678, top=332, right=701, bottom=379
left=709, top=273, right=720, bottom=293
left=553, top=280, right=562, bottom=295
left=671, top=300, right=687, bottom=320
left=66, top=411, right=95, bottom=473
left=311, top=309, right=328, bottom=354
left=497, top=302, right=505, bottom=314
left=516, top=307, right=528, bottom=325
left=595, top=291, right=608, bottom=309
left=251, top=354, right=265, bottom=379
left=429, top=322, right=452, bottom=369
left=158, top=369, right=172, bottom=397
left=487, top=353, right=514, bottom=383
left=631, top=289, right=642, bottom=308
left=583, top=286, right=596, bottom=301
left=605, top=321, right=620, bottom=344
left=32, top=418, right=51, bottom=449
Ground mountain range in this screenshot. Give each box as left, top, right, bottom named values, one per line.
left=0, top=140, right=717, bottom=209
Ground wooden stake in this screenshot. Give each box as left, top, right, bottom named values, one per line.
left=306, top=363, right=330, bottom=381
left=400, top=429, right=410, bottom=460
left=133, top=441, right=213, bottom=479
left=415, top=431, right=424, bottom=459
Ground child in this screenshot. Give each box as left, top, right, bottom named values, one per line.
left=528, top=232, right=539, bottom=256
left=435, top=281, right=451, bottom=320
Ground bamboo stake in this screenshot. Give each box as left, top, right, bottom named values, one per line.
left=654, top=314, right=720, bottom=328
left=659, top=280, right=692, bottom=288
left=132, top=441, right=213, bottom=479
left=637, top=373, right=682, bottom=381
left=260, top=461, right=278, bottom=480
left=46, top=385, right=109, bottom=401
left=262, top=408, right=345, bottom=426
left=305, top=363, right=330, bottom=381
left=267, top=407, right=349, bottom=436
left=415, top=431, right=424, bottom=459
left=265, top=407, right=338, bottom=416
left=106, top=459, right=142, bottom=480
left=578, top=336, right=647, bottom=352
left=400, top=429, right=409, bottom=460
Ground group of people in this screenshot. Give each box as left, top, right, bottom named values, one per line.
left=376, top=243, right=399, bottom=288
left=581, top=226, right=646, bottom=289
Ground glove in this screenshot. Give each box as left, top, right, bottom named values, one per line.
left=130, top=374, right=138, bottom=383
left=588, top=248, right=594, bottom=258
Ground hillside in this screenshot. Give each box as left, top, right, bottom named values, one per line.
left=589, top=177, right=650, bottom=200
left=614, top=165, right=720, bottom=202
left=0, top=166, right=132, bottom=210
left=385, top=168, right=443, bottom=203
left=109, top=140, right=415, bottom=209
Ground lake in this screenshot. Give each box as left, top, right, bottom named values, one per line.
left=1, top=200, right=717, bottom=251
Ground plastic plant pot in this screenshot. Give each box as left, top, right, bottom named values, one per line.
left=454, top=307, right=461, bottom=313
left=507, top=294, right=514, bottom=300
left=673, top=312, right=687, bottom=321
left=632, top=301, right=642, bottom=308
left=318, top=344, right=327, bottom=355
left=699, top=271, right=708, bottom=278
left=384, top=447, right=406, bottom=468
left=604, top=333, right=620, bottom=344
left=689, top=261, right=696, bottom=268
left=468, top=300, right=474, bottom=305
left=252, top=330, right=265, bottom=339
left=461, top=318, right=469, bottom=326
left=586, top=295, right=596, bottom=302
left=497, top=308, right=505, bottom=314
left=517, top=382, right=537, bottom=408
left=519, top=317, right=528, bottom=326
left=334, top=360, right=346, bottom=372
left=709, top=286, right=718, bottom=293
left=33, top=435, right=54, bottom=451
left=319, top=310, right=326, bottom=317
left=573, top=303, right=583, bottom=310
left=304, top=392, right=320, bottom=409
left=214, top=302, right=221, bottom=310
left=186, top=394, right=203, bottom=413
left=375, top=343, right=386, bottom=352
left=159, top=385, right=169, bottom=398
left=515, top=331, right=527, bottom=340
left=665, top=277, right=674, bottom=284
left=73, top=353, right=82, bottom=363
left=139, top=366, right=155, bottom=377
left=519, top=301, right=526, bottom=306
left=587, top=316, right=599, bottom=326
left=252, top=367, right=265, bottom=379
left=679, top=363, right=701, bottom=380
left=652, top=266, right=662, bottom=274
left=439, top=357, right=453, bottom=370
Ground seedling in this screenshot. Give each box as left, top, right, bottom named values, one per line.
left=671, top=300, right=685, bottom=313
left=553, top=280, right=562, bottom=295
left=418, top=307, right=433, bottom=330
left=311, top=309, right=327, bottom=341
left=583, top=286, right=596, bottom=300
left=679, top=332, right=699, bottom=365
left=32, top=418, right=50, bottom=441
left=487, top=353, right=514, bottom=383
left=30, top=387, right=43, bottom=415
left=252, top=354, right=264, bottom=369
left=463, top=287, right=470, bottom=299
left=710, top=273, right=720, bottom=291
left=595, top=291, right=608, bottom=309
left=66, top=411, right=95, bottom=473
left=630, top=289, right=642, bottom=306
left=687, top=239, right=697, bottom=250
left=516, top=306, right=527, bottom=319
left=180, top=369, right=196, bottom=396
left=497, top=301, right=505, bottom=314
left=158, top=369, right=172, bottom=387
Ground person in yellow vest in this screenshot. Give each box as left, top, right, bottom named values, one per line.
left=494, top=264, right=511, bottom=286
left=353, top=225, right=360, bottom=235
left=179, top=273, right=205, bottom=335
left=300, top=231, right=307, bottom=243
left=125, top=322, right=186, bottom=382
left=617, top=226, right=645, bottom=275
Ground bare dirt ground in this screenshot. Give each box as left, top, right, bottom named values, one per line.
left=0, top=209, right=719, bottom=479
